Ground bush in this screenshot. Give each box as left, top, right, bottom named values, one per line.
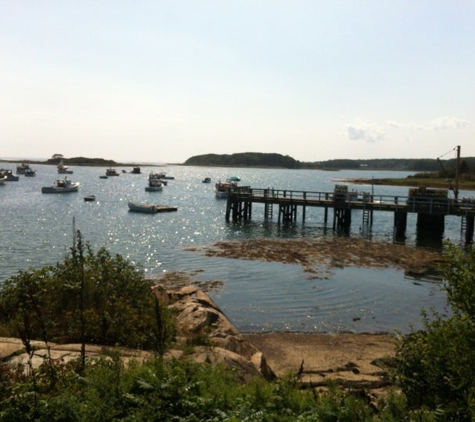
left=393, top=242, right=475, bottom=421
left=0, top=231, right=175, bottom=353
left=0, top=356, right=390, bottom=421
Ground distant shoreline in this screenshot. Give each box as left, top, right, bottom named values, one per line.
left=0, top=158, right=165, bottom=168
left=344, top=177, right=475, bottom=192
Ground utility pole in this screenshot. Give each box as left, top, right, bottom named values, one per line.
left=454, top=145, right=460, bottom=200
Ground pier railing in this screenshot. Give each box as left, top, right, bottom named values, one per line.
left=229, top=186, right=475, bottom=217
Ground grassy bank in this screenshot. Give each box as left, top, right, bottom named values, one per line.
left=348, top=177, right=475, bottom=192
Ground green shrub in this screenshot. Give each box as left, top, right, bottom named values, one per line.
left=393, top=242, right=475, bottom=421
left=0, top=231, right=175, bottom=353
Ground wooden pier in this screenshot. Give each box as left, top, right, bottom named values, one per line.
left=226, top=186, right=475, bottom=244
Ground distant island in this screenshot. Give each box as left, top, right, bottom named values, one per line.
left=0, top=156, right=139, bottom=167
left=184, top=151, right=475, bottom=172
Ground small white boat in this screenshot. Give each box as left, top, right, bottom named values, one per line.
left=42, top=177, right=80, bottom=194
left=128, top=202, right=178, bottom=213
left=214, top=179, right=238, bottom=199
left=145, top=177, right=163, bottom=192
left=128, top=202, right=159, bottom=213
left=57, top=160, right=73, bottom=174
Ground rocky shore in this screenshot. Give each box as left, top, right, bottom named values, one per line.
left=0, top=284, right=397, bottom=400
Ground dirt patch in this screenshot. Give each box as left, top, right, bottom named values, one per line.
left=243, top=332, right=397, bottom=398
left=191, top=237, right=442, bottom=279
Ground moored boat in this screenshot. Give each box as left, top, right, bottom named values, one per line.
left=148, top=171, right=168, bottom=186
left=214, top=179, right=238, bottom=199
left=128, top=202, right=159, bottom=213
left=106, top=168, right=119, bottom=176
left=0, top=169, right=19, bottom=181
left=202, top=177, right=211, bottom=183
left=128, top=202, right=178, bottom=213
left=24, top=168, right=36, bottom=177
left=145, top=183, right=163, bottom=192
left=16, top=163, right=30, bottom=174
left=153, top=171, right=173, bottom=180
left=145, top=175, right=164, bottom=192
left=57, top=160, right=73, bottom=174
left=84, top=195, right=96, bottom=201
left=42, top=177, right=80, bottom=194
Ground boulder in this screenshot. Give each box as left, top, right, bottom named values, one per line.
left=186, top=346, right=262, bottom=383
left=157, top=285, right=276, bottom=381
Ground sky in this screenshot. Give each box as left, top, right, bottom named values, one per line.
left=1, top=1, right=474, bottom=164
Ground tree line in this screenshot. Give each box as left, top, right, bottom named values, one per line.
left=184, top=152, right=475, bottom=172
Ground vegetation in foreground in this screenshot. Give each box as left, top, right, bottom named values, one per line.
left=394, top=241, right=475, bottom=421
left=0, top=233, right=474, bottom=420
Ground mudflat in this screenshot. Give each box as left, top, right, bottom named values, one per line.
left=196, top=236, right=442, bottom=278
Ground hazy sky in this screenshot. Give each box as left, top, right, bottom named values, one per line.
left=1, top=1, right=474, bottom=164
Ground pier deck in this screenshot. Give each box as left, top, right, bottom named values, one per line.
left=226, top=186, right=475, bottom=243
left=227, top=187, right=475, bottom=216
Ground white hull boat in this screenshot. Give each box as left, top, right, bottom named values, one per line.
left=42, top=178, right=80, bottom=193
left=128, top=202, right=178, bottom=213
left=214, top=180, right=238, bottom=199
left=145, top=177, right=164, bottom=192
left=128, top=202, right=159, bottom=213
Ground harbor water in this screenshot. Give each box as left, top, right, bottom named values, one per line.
left=1, top=163, right=464, bottom=334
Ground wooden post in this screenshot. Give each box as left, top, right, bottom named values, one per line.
left=466, top=216, right=474, bottom=245
left=394, top=211, right=407, bottom=240
left=416, top=213, right=445, bottom=246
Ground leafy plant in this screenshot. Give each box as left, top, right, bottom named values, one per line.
left=0, top=231, right=175, bottom=353
left=393, top=242, right=475, bottom=421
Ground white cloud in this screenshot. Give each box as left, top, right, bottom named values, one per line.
left=347, top=123, right=385, bottom=143
left=387, top=120, right=401, bottom=128
left=428, top=116, right=472, bottom=131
